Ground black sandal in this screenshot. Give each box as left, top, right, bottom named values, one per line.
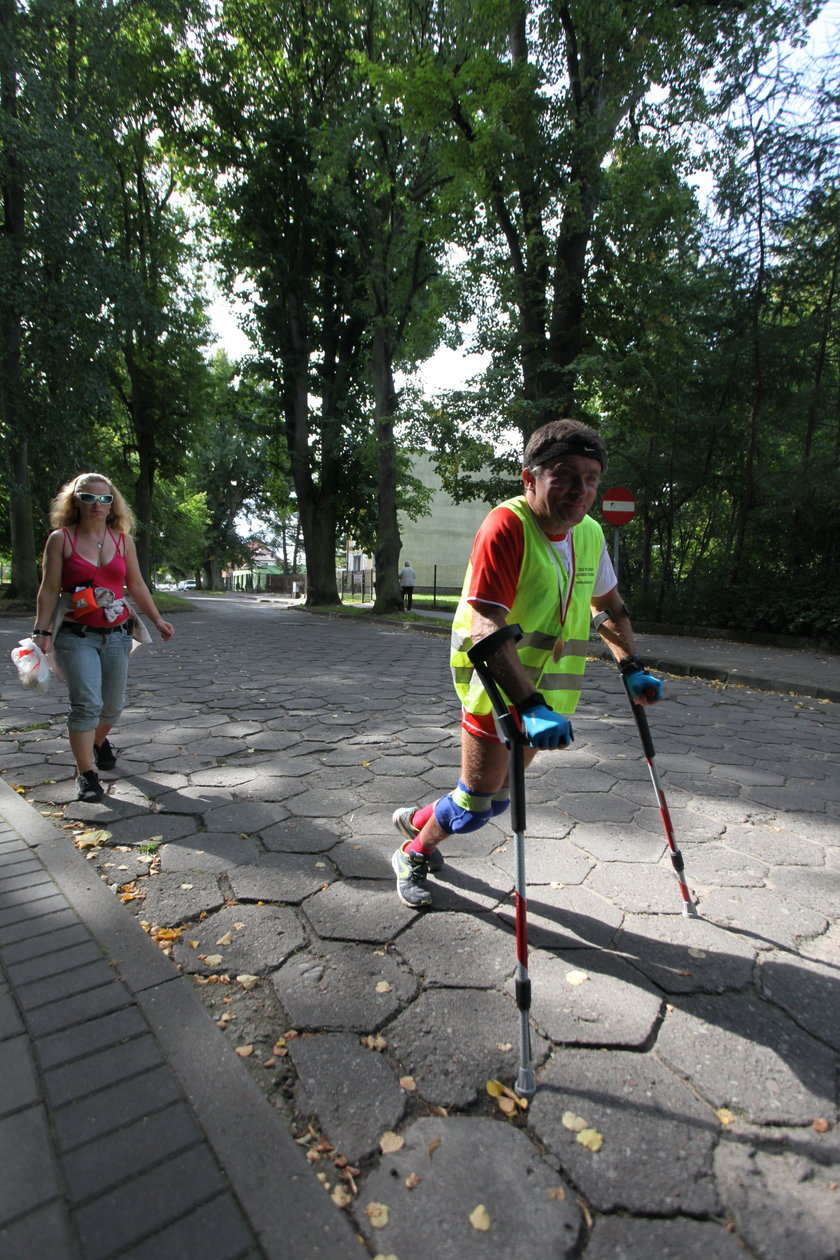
left=76, top=770, right=104, bottom=802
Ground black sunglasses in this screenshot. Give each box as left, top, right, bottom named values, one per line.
left=76, top=492, right=114, bottom=505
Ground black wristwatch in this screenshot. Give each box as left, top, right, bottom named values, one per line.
left=516, top=691, right=549, bottom=715
left=618, top=655, right=645, bottom=676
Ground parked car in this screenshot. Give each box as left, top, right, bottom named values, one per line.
left=178, top=580, right=197, bottom=590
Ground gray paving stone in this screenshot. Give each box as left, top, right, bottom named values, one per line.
left=614, top=914, right=756, bottom=994
left=290, top=1032, right=405, bottom=1163
left=681, top=842, right=768, bottom=888
left=34, top=1004, right=147, bottom=1070
left=4, top=938, right=104, bottom=988
left=171, top=903, right=305, bottom=975
left=203, top=800, right=290, bottom=834
left=0, top=1035, right=39, bottom=1114
left=284, top=787, right=361, bottom=818
left=262, top=816, right=346, bottom=853
left=491, top=836, right=592, bottom=885
left=724, top=823, right=826, bottom=865
left=386, top=988, right=548, bottom=1108
left=102, top=813, right=198, bottom=846
left=0, top=1201, right=72, bottom=1260
left=53, top=1064, right=183, bottom=1151
left=139, top=873, right=224, bottom=927
left=420, top=859, right=514, bottom=915
left=525, top=947, right=663, bottom=1047
left=15, top=960, right=119, bottom=1020
left=118, top=1193, right=255, bottom=1260
left=0, top=1105, right=61, bottom=1219
left=228, top=854, right=333, bottom=904
left=715, top=1141, right=840, bottom=1260
left=567, top=822, right=672, bottom=864
left=43, top=1032, right=163, bottom=1107
left=272, top=940, right=417, bottom=1031
left=772, top=865, right=840, bottom=918
left=0, top=980, right=23, bottom=1041
left=152, top=786, right=234, bottom=814
left=158, top=834, right=262, bottom=872
left=496, top=883, right=623, bottom=951
left=304, top=879, right=416, bottom=942
left=586, top=1214, right=748, bottom=1259
left=656, top=993, right=837, bottom=1125
left=759, top=951, right=840, bottom=1051
left=699, top=886, right=827, bottom=948
left=393, top=911, right=514, bottom=988
left=355, top=1116, right=581, bottom=1258
left=74, top=1143, right=227, bottom=1260
left=531, top=1048, right=720, bottom=1215
left=63, top=1102, right=203, bottom=1203
left=0, top=903, right=79, bottom=944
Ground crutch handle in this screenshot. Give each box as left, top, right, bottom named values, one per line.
left=467, top=624, right=525, bottom=749
left=621, top=673, right=656, bottom=760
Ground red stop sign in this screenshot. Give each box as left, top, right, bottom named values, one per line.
left=602, top=486, right=636, bottom=526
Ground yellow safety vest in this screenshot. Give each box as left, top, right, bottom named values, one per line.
left=450, top=497, right=604, bottom=717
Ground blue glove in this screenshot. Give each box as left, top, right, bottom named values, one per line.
left=521, top=704, right=573, bottom=749
left=625, top=669, right=663, bottom=703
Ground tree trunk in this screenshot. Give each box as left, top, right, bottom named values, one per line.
left=371, top=325, right=403, bottom=614
left=1, top=0, right=37, bottom=600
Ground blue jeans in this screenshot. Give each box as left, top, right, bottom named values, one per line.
left=54, top=624, right=132, bottom=732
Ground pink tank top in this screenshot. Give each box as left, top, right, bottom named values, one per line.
left=62, top=528, right=129, bottom=628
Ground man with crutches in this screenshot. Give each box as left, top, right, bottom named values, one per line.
left=391, top=417, right=663, bottom=909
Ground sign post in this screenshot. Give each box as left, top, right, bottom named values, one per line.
left=601, top=486, right=637, bottom=578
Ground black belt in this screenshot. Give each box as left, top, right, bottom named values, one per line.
left=62, top=618, right=134, bottom=638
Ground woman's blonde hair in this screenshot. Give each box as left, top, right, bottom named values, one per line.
left=49, top=473, right=136, bottom=534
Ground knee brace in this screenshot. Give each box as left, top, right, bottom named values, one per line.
left=434, top=781, right=495, bottom=835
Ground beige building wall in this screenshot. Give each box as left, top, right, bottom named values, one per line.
left=398, top=453, right=497, bottom=593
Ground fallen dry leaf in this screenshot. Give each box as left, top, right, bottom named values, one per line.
left=716, top=1108, right=734, bottom=1126
left=562, top=1111, right=588, bottom=1132
left=399, top=1076, right=416, bottom=1091
left=216, top=932, right=234, bottom=946
left=486, top=1079, right=504, bottom=1098
left=813, top=1117, right=831, bottom=1133
left=565, top=970, right=589, bottom=986
left=364, top=1202, right=389, bottom=1229
left=469, top=1204, right=491, bottom=1232
left=362, top=1034, right=388, bottom=1052
left=380, top=1131, right=405, bottom=1154
left=576, top=1128, right=603, bottom=1152
left=576, top=1198, right=594, bottom=1230
left=498, top=1097, right=516, bottom=1116
left=203, top=954, right=224, bottom=966
left=496, top=1042, right=513, bottom=1053
left=237, top=974, right=259, bottom=990
left=405, top=1172, right=421, bottom=1189
left=547, top=1186, right=566, bottom=1201
left=426, top=1138, right=442, bottom=1156
left=235, top=1044, right=254, bottom=1057
left=331, top=1184, right=352, bottom=1208
left=375, top=980, right=393, bottom=994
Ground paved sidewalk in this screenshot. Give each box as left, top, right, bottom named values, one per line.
left=1, top=596, right=839, bottom=1259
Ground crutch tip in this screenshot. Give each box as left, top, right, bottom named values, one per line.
left=682, top=901, right=699, bottom=919
left=515, top=1068, right=536, bottom=1100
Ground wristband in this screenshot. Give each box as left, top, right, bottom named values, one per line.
left=618, top=654, right=645, bottom=676
left=516, top=691, right=548, bottom=715
left=33, top=629, right=51, bottom=637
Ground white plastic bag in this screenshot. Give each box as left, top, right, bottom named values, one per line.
left=11, top=637, right=50, bottom=693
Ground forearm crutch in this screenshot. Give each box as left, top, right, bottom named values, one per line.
left=467, top=624, right=536, bottom=1099
left=621, top=672, right=698, bottom=918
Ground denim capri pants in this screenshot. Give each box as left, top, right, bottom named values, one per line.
left=54, top=623, right=132, bottom=732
